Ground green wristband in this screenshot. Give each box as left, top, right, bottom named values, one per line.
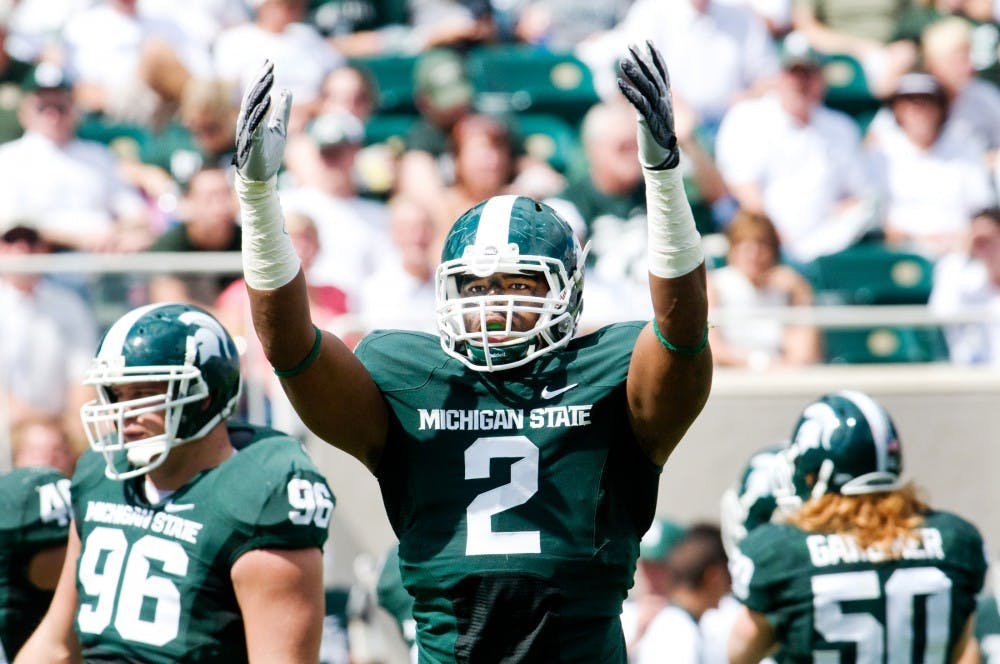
left=274, top=325, right=322, bottom=378
left=652, top=319, right=709, bottom=357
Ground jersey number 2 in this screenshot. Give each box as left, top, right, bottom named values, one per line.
left=465, top=436, right=540, bottom=556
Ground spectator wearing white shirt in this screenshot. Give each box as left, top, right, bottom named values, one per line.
left=715, top=38, right=878, bottom=265
left=929, top=206, right=1000, bottom=366
left=357, top=194, right=439, bottom=334
left=213, top=0, right=344, bottom=134
left=621, top=518, right=686, bottom=662
left=0, top=64, right=150, bottom=252
left=59, top=0, right=213, bottom=125
left=0, top=222, right=99, bottom=442
left=279, top=110, right=389, bottom=301
left=924, top=16, right=1000, bottom=157
left=579, top=0, right=780, bottom=129
left=867, top=72, right=996, bottom=259
left=633, top=524, right=731, bottom=664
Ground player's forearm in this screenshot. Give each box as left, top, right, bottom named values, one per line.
left=14, top=622, right=82, bottom=664
left=235, top=173, right=314, bottom=368
left=644, top=166, right=708, bottom=344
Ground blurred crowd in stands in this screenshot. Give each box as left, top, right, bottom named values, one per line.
left=2, top=0, right=1000, bottom=452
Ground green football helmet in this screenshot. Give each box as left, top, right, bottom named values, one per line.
left=720, top=444, right=788, bottom=557
left=775, top=390, right=904, bottom=511
left=81, top=302, right=242, bottom=480
left=435, top=195, right=587, bottom=371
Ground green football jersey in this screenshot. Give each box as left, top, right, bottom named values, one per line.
left=356, top=323, right=662, bottom=663
left=0, top=467, right=71, bottom=661
left=733, top=512, right=988, bottom=662
left=976, top=593, right=1000, bottom=663
left=71, top=422, right=333, bottom=663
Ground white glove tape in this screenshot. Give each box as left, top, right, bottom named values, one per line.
left=235, top=173, right=301, bottom=290
left=644, top=166, right=704, bottom=279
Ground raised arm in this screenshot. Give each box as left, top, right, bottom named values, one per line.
left=233, top=61, right=388, bottom=470
left=617, top=42, right=713, bottom=466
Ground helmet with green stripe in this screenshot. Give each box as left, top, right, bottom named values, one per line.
left=775, top=390, right=904, bottom=511
left=80, top=302, right=242, bottom=480
left=435, top=195, right=586, bottom=371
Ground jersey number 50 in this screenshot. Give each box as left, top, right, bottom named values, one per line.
left=812, top=567, right=953, bottom=660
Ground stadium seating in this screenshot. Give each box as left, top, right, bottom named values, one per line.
left=465, top=45, right=600, bottom=125
left=810, top=242, right=934, bottom=305
left=507, top=113, right=582, bottom=175
left=821, top=53, right=882, bottom=126
left=349, top=54, right=420, bottom=115
left=822, top=327, right=949, bottom=364
left=810, top=242, right=948, bottom=363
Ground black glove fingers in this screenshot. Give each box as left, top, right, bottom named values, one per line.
left=239, top=62, right=273, bottom=120
left=627, top=49, right=663, bottom=101
left=620, top=58, right=659, bottom=109
left=617, top=76, right=651, bottom=118
left=245, top=95, right=271, bottom=139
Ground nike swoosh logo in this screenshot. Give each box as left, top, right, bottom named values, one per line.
left=163, top=502, right=195, bottom=513
left=541, top=383, right=578, bottom=399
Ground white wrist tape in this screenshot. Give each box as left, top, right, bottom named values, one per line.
left=235, top=173, right=301, bottom=290
left=644, top=166, right=704, bottom=279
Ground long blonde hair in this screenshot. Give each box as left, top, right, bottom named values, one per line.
left=785, top=484, right=929, bottom=553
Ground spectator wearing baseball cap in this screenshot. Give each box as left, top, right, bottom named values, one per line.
left=866, top=71, right=996, bottom=258
left=0, top=61, right=152, bottom=253
left=279, top=108, right=390, bottom=301
left=395, top=49, right=477, bottom=213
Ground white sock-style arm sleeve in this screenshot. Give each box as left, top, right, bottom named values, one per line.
left=235, top=173, right=301, bottom=290
left=644, top=166, right=704, bottom=279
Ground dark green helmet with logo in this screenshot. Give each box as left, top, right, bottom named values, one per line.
left=435, top=195, right=586, bottom=371
left=81, top=302, right=242, bottom=479
left=775, top=390, right=904, bottom=511
left=720, top=444, right=788, bottom=556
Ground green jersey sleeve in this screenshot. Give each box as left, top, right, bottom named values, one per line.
left=217, top=434, right=334, bottom=564
left=5, top=467, right=72, bottom=549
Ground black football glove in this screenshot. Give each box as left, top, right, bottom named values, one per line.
left=233, top=60, right=292, bottom=182
left=617, top=41, right=680, bottom=171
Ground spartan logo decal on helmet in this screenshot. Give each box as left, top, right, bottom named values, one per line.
left=775, top=390, right=904, bottom=511
left=81, top=302, right=242, bottom=480
left=435, top=195, right=587, bottom=371
left=720, top=444, right=788, bottom=557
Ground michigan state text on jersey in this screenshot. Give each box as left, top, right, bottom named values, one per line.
left=16, top=302, right=333, bottom=664
left=70, top=422, right=331, bottom=663
left=359, top=322, right=660, bottom=661
left=0, top=467, right=70, bottom=662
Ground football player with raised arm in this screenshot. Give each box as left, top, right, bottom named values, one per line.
left=727, top=390, right=988, bottom=663
left=232, top=41, right=712, bottom=662
left=16, top=303, right=333, bottom=664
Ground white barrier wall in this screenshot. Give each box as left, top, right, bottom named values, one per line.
left=312, top=364, right=1000, bottom=586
